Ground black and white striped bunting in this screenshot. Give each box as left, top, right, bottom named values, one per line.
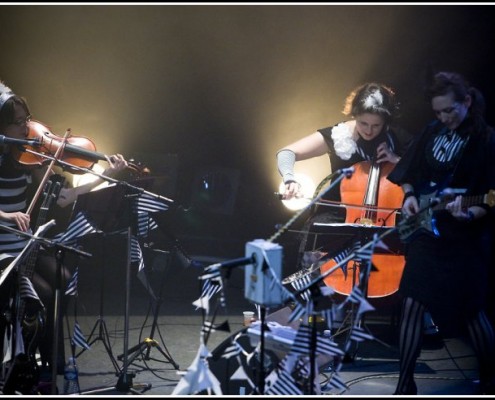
left=72, top=321, right=91, bottom=350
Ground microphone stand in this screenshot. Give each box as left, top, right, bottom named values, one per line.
left=246, top=167, right=353, bottom=395
left=286, top=199, right=441, bottom=390
left=267, top=168, right=441, bottom=394
left=20, top=147, right=175, bottom=206
left=267, top=167, right=354, bottom=245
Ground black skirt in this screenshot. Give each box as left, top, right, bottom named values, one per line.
left=399, top=212, right=491, bottom=333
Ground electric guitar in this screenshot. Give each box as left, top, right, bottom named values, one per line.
left=2, top=174, right=65, bottom=395
left=398, top=189, right=495, bottom=242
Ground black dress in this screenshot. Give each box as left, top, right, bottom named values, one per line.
left=388, top=117, right=495, bottom=333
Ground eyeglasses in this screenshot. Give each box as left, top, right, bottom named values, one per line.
left=434, top=104, right=459, bottom=117
left=11, top=115, right=32, bottom=126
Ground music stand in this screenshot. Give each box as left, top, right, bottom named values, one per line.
left=117, top=246, right=179, bottom=371
left=310, top=222, right=404, bottom=256
left=72, top=232, right=120, bottom=373
left=71, top=187, right=129, bottom=375
left=68, top=184, right=151, bottom=394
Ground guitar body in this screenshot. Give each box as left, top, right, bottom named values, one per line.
left=398, top=191, right=440, bottom=242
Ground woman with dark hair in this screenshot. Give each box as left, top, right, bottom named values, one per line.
left=388, top=71, right=495, bottom=395
left=277, top=82, right=409, bottom=205
left=276, top=82, right=411, bottom=277
left=0, top=80, right=128, bottom=391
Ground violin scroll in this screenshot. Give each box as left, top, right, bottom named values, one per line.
left=127, top=158, right=151, bottom=177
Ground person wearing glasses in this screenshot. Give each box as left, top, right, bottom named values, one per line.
left=0, top=80, right=128, bottom=392
left=388, top=71, right=495, bottom=395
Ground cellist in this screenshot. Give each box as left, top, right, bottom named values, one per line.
left=276, top=82, right=412, bottom=294
left=0, top=80, right=128, bottom=390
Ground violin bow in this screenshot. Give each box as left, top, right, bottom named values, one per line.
left=26, top=129, right=71, bottom=216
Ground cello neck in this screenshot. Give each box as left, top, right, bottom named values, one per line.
left=363, top=161, right=381, bottom=206
left=360, top=160, right=381, bottom=224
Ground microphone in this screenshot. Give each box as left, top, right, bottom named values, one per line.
left=207, top=254, right=257, bottom=270
left=0, top=135, right=41, bottom=147
left=339, top=166, right=355, bottom=178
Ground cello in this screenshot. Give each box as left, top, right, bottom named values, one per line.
left=319, top=159, right=405, bottom=298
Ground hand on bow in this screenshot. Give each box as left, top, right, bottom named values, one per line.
left=281, top=181, right=303, bottom=200
left=0, top=211, right=31, bottom=232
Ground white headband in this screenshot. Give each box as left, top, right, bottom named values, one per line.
left=363, top=89, right=383, bottom=109
left=0, top=84, right=15, bottom=112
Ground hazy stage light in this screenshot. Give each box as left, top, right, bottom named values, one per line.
left=278, top=173, right=315, bottom=211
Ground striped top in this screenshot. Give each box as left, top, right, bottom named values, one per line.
left=431, top=129, right=469, bottom=163
left=0, top=154, right=31, bottom=261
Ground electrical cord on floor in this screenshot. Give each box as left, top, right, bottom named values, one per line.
left=341, top=372, right=476, bottom=390
left=320, top=338, right=479, bottom=395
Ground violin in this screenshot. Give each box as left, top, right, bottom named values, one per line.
left=11, top=120, right=149, bottom=176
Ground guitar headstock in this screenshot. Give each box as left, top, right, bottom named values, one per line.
left=485, top=189, right=495, bottom=207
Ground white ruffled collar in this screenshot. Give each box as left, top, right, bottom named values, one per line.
left=330, top=122, right=358, bottom=160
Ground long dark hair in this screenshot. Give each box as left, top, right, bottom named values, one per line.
left=426, top=71, right=485, bottom=118
left=0, top=96, right=31, bottom=132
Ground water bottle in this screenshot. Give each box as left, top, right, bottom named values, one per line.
left=321, top=330, right=334, bottom=373
left=63, top=356, right=80, bottom=395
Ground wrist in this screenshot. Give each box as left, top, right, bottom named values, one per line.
left=466, top=209, right=475, bottom=223
left=403, top=191, right=415, bottom=201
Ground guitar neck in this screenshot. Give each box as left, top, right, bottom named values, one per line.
left=434, top=193, right=487, bottom=210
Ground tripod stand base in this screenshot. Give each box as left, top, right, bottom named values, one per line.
left=76, top=318, right=120, bottom=374
left=116, top=370, right=152, bottom=394
left=80, top=370, right=152, bottom=395
left=118, top=338, right=180, bottom=370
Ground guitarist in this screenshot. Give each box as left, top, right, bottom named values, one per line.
left=0, top=80, right=128, bottom=392
left=387, top=71, right=495, bottom=395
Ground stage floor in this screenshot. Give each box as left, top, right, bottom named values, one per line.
left=1, top=248, right=483, bottom=396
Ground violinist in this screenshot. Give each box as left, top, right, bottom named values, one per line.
left=0, top=80, right=128, bottom=389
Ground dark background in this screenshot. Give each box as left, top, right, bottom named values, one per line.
left=1, top=4, right=495, bottom=275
